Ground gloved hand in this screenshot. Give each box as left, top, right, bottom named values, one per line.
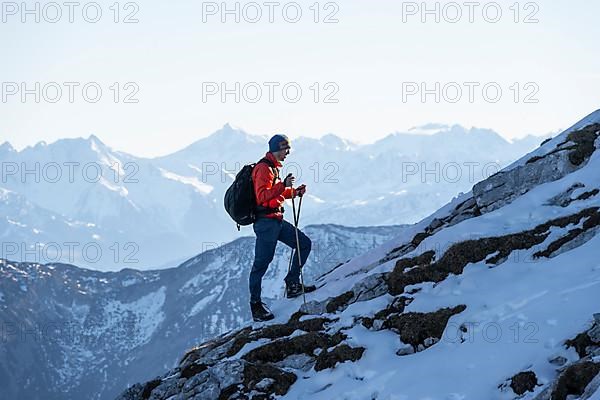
left=283, top=173, right=295, bottom=187
left=296, top=184, right=307, bottom=197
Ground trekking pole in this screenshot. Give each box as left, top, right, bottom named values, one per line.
left=287, top=191, right=300, bottom=276
left=291, top=193, right=307, bottom=306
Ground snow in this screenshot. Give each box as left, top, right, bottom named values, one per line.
left=66, top=302, right=90, bottom=325
left=7, top=218, right=26, bottom=227
left=121, top=277, right=140, bottom=287
left=159, top=168, right=214, bottom=195
left=188, top=293, right=218, bottom=318
left=102, top=286, right=167, bottom=347
left=589, top=389, right=600, bottom=400
left=181, top=267, right=214, bottom=293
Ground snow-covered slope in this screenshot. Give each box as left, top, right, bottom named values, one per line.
left=116, top=110, right=600, bottom=400
left=0, top=223, right=400, bottom=400
left=0, top=124, right=548, bottom=270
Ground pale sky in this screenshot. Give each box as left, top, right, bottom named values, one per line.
left=1, top=0, right=599, bottom=157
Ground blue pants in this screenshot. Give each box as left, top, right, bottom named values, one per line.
left=249, top=217, right=312, bottom=303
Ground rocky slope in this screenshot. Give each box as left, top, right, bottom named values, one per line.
left=0, top=224, right=400, bottom=400
left=116, top=110, right=600, bottom=400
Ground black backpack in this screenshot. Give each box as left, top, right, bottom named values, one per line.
left=224, top=158, right=276, bottom=230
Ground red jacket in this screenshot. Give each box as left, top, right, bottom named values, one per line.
left=252, top=152, right=294, bottom=220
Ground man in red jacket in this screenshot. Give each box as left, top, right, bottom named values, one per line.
left=249, top=134, right=316, bottom=321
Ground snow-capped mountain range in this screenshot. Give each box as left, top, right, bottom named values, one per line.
left=115, top=109, right=600, bottom=400
left=0, top=124, right=550, bottom=270
left=0, top=223, right=401, bottom=400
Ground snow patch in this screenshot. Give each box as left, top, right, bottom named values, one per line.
left=159, top=168, right=214, bottom=195
left=102, top=286, right=167, bottom=347
left=188, top=293, right=218, bottom=317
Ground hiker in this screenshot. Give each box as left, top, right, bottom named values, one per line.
left=249, top=134, right=316, bottom=322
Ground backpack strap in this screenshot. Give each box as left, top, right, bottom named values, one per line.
left=257, top=157, right=278, bottom=186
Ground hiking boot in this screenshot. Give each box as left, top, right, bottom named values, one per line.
left=250, top=301, right=274, bottom=322
left=286, top=283, right=317, bottom=299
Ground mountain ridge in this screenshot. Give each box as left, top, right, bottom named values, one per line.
left=3, top=122, right=549, bottom=159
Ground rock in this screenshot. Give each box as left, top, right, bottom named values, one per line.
left=590, top=347, right=600, bottom=357
left=551, top=361, right=600, bottom=400
left=275, top=354, right=315, bottom=371
left=226, top=316, right=332, bottom=358
left=368, top=296, right=413, bottom=328
left=117, top=383, right=145, bottom=400
left=548, top=355, right=568, bottom=366
left=533, top=208, right=600, bottom=259
left=320, top=274, right=390, bottom=315
left=314, top=344, right=365, bottom=371
left=255, top=378, right=275, bottom=391
left=239, top=362, right=296, bottom=396
left=372, top=319, right=384, bottom=331
left=182, top=369, right=219, bottom=398
left=428, top=218, right=444, bottom=231
left=300, top=300, right=328, bottom=315
left=545, top=182, right=585, bottom=207
left=180, top=327, right=251, bottom=369
left=566, top=332, right=595, bottom=358
left=474, top=124, right=600, bottom=213
left=580, top=372, right=600, bottom=399
left=180, top=362, right=207, bottom=379
left=387, top=208, right=600, bottom=297
left=509, top=371, right=538, bottom=395
left=590, top=324, right=600, bottom=343
left=531, top=386, right=552, bottom=400
left=383, top=305, right=467, bottom=351
left=326, top=291, right=355, bottom=313
left=353, top=273, right=388, bottom=303
left=242, top=332, right=345, bottom=364
left=396, top=344, right=415, bottom=356
left=361, top=317, right=374, bottom=329
left=575, top=188, right=600, bottom=201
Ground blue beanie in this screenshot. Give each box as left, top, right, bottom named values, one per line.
left=268, top=134, right=291, bottom=153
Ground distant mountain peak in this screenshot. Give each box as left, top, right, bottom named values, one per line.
left=207, top=124, right=271, bottom=146
left=86, top=134, right=110, bottom=152
left=408, top=123, right=451, bottom=133
left=221, top=122, right=237, bottom=131
left=319, top=133, right=355, bottom=150
left=0, top=141, right=15, bottom=153
left=320, top=132, right=342, bottom=141
left=88, top=133, right=102, bottom=143
left=216, top=122, right=244, bottom=134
